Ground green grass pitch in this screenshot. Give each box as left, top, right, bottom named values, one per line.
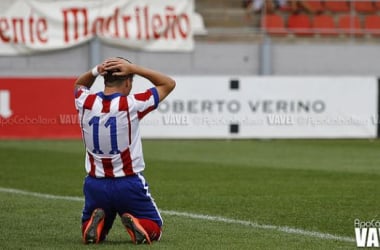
left=0, top=139, right=379, bottom=249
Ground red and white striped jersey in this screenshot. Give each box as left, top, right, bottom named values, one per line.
left=74, top=86, right=159, bottom=178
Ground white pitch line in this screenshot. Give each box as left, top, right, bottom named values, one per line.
left=162, top=210, right=355, bottom=243
left=0, top=187, right=355, bottom=243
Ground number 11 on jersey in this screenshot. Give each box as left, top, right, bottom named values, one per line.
left=89, top=116, right=120, bottom=154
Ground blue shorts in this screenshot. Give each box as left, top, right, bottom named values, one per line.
left=82, top=173, right=163, bottom=233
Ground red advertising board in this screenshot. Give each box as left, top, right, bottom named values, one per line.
left=0, top=78, right=82, bottom=139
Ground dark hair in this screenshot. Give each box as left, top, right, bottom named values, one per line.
left=103, top=56, right=134, bottom=86
left=104, top=70, right=128, bottom=83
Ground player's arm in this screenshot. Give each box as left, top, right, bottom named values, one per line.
left=104, top=58, right=176, bottom=102
left=74, top=64, right=106, bottom=90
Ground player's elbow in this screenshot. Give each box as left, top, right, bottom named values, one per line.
left=157, top=78, right=176, bottom=102
left=168, top=78, right=176, bottom=92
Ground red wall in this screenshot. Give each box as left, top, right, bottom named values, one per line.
left=0, top=78, right=81, bottom=139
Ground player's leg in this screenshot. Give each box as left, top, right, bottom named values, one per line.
left=82, top=176, right=117, bottom=243
left=120, top=213, right=153, bottom=244
left=114, top=174, right=163, bottom=244
left=82, top=208, right=105, bottom=244
left=82, top=209, right=117, bottom=243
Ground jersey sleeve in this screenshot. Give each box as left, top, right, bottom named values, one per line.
left=74, top=86, right=90, bottom=111
left=132, top=87, right=159, bottom=120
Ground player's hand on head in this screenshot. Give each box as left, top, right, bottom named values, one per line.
left=98, top=63, right=107, bottom=76
left=104, top=57, right=133, bottom=77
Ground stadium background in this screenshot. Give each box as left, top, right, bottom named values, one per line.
left=1, top=0, right=379, bottom=76
left=1, top=0, right=380, bottom=249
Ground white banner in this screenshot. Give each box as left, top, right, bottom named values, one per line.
left=93, top=76, right=378, bottom=139
left=0, top=0, right=194, bottom=55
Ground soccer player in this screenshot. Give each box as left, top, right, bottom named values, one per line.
left=74, top=57, right=175, bottom=244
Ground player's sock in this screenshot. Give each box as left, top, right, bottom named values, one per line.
left=82, top=220, right=89, bottom=235
left=138, top=218, right=162, bottom=241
